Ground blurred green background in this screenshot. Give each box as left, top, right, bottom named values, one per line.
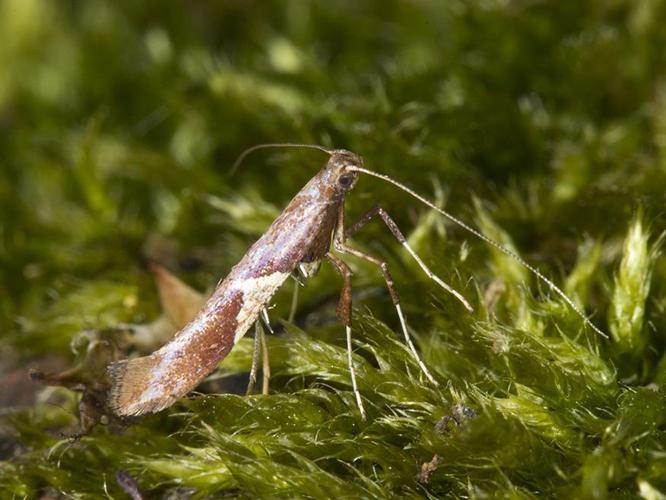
left=1, top=0, right=666, bottom=498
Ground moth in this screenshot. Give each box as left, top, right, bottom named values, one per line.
left=107, top=144, right=604, bottom=419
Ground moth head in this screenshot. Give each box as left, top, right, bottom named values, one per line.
left=329, top=149, right=362, bottom=192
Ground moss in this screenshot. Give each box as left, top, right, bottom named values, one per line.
left=608, top=212, right=662, bottom=364
left=1, top=0, right=666, bottom=498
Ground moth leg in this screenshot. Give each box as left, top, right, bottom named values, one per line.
left=246, top=321, right=263, bottom=395
left=288, top=260, right=320, bottom=323
left=345, top=205, right=472, bottom=312
left=260, top=324, right=270, bottom=395
left=333, top=240, right=438, bottom=386
left=326, top=253, right=366, bottom=420
left=288, top=279, right=299, bottom=323
left=260, top=308, right=273, bottom=395
left=334, top=206, right=438, bottom=385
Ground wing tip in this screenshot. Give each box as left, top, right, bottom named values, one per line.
left=106, top=356, right=175, bottom=417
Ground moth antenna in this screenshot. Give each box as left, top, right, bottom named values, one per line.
left=350, top=166, right=608, bottom=339
left=230, top=143, right=332, bottom=175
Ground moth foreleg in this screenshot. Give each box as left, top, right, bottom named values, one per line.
left=333, top=237, right=438, bottom=386
left=326, top=253, right=366, bottom=420
left=344, top=205, right=472, bottom=312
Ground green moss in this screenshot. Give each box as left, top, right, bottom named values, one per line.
left=609, top=213, right=662, bottom=359
left=1, top=0, right=666, bottom=498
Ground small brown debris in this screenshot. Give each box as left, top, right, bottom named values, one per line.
left=418, top=454, right=442, bottom=484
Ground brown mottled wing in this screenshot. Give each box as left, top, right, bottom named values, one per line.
left=107, top=169, right=342, bottom=416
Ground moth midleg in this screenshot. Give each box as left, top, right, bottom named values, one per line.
left=326, top=252, right=366, bottom=420
left=345, top=205, right=472, bottom=312
left=333, top=205, right=438, bottom=385
left=333, top=240, right=438, bottom=386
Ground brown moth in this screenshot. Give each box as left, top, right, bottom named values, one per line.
left=107, top=145, right=605, bottom=419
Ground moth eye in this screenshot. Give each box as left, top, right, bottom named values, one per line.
left=338, top=175, right=354, bottom=188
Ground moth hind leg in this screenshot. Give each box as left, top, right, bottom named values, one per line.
left=260, top=308, right=272, bottom=395
left=246, top=309, right=273, bottom=396
left=246, top=322, right=262, bottom=396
